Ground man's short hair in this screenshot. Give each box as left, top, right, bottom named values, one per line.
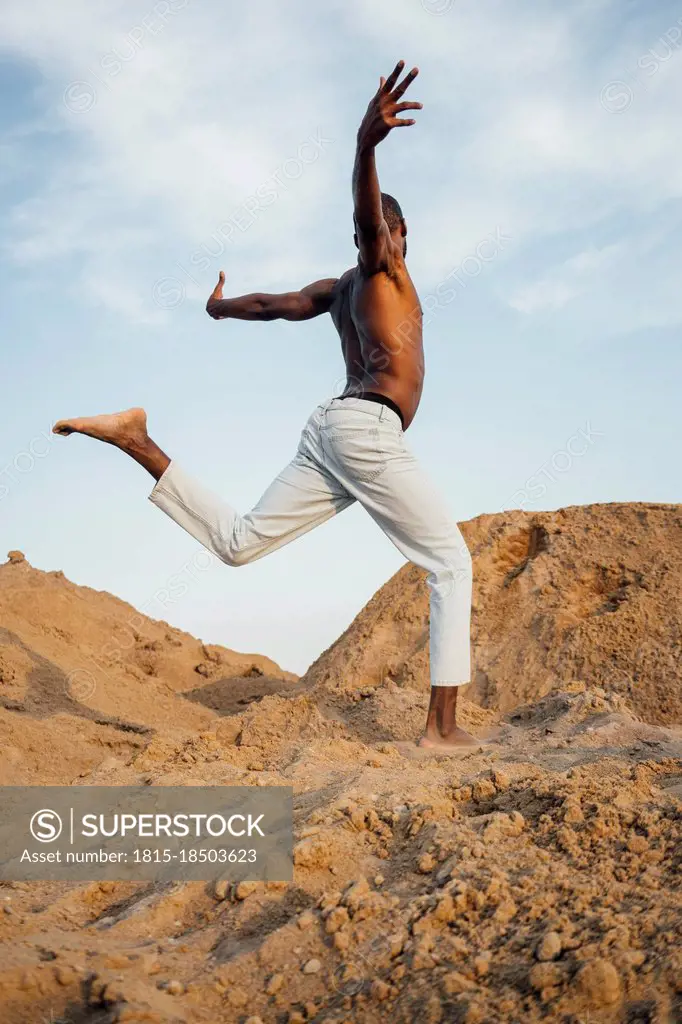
left=381, top=193, right=404, bottom=231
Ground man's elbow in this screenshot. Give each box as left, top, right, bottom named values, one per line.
left=354, top=215, right=382, bottom=236
left=280, top=294, right=315, bottom=321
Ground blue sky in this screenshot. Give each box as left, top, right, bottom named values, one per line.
left=1, top=0, right=681, bottom=674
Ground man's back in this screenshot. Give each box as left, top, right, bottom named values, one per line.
left=330, top=260, right=424, bottom=430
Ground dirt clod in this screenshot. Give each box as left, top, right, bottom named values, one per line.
left=573, top=958, right=621, bottom=1007
left=537, top=931, right=562, bottom=962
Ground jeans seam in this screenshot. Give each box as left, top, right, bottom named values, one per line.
left=154, top=487, right=227, bottom=549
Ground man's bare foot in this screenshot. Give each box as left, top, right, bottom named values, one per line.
left=416, top=685, right=483, bottom=751
left=53, top=408, right=148, bottom=449
left=52, top=407, right=169, bottom=481
left=418, top=726, right=483, bottom=750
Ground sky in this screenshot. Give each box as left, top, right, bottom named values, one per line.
left=1, top=0, right=681, bottom=675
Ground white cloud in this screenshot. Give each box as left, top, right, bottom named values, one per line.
left=509, top=244, right=623, bottom=315
left=2, top=0, right=682, bottom=336
left=0, top=0, right=343, bottom=319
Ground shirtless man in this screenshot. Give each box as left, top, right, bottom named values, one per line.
left=53, top=61, right=476, bottom=748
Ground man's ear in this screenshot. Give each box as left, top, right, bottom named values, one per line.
left=353, top=231, right=359, bottom=250
left=400, top=218, right=407, bottom=238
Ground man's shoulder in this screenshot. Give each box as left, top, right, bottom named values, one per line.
left=337, top=267, right=357, bottom=286
left=331, top=268, right=357, bottom=296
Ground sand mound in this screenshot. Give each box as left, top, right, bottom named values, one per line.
left=0, top=552, right=297, bottom=786
left=0, top=506, right=680, bottom=1024
left=303, top=502, right=682, bottom=725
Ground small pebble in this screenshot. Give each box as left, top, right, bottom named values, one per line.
left=303, top=958, right=322, bottom=975
left=418, top=852, right=435, bottom=873
left=234, top=881, right=259, bottom=901
left=371, top=979, right=391, bottom=1001
left=473, top=956, right=490, bottom=977
left=227, top=987, right=248, bottom=1007
left=265, top=972, right=284, bottom=995
left=213, top=880, right=230, bottom=901
left=574, top=958, right=621, bottom=1007
left=54, top=966, right=76, bottom=986
left=537, top=931, right=562, bottom=962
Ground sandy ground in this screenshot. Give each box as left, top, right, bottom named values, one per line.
left=0, top=501, right=680, bottom=1024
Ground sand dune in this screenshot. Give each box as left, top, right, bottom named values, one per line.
left=304, top=502, right=682, bottom=724
left=0, top=502, right=680, bottom=1023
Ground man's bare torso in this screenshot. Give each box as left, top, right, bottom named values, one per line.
left=329, top=262, right=424, bottom=430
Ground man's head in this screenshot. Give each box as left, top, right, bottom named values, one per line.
left=380, top=193, right=403, bottom=232
left=354, top=192, right=407, bottom=257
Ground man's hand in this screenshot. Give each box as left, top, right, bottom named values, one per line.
left=357, top=60, right=422, bottom=151
left=206, top=270, right=226, bottom=319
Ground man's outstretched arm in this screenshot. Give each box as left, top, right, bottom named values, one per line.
left=353, top=60, right=421, bottom=274
left=205, top=271, right=338, bottom=321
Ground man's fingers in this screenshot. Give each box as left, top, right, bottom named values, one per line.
left=218, top=270, right=225, bottom=284
left=379, top=76, right=386, bottom=89
left=382, top=60, right=405, bottom=93
left=386, top=99, right=422, bottom=128
left=392, top=66, right=419, bottom=100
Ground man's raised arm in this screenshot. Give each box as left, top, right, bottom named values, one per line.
left=353, top=60, right=421, bottom=274
left=205, top=271, right=338, bottom=322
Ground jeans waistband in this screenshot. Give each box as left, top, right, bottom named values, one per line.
left=322, top=395, right=404, bottom=430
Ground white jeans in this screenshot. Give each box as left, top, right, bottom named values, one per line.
left=149, top=397, right=472, bottom=686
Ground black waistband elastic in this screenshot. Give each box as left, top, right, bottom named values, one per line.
left=334, top=392, right=405, bottom=429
